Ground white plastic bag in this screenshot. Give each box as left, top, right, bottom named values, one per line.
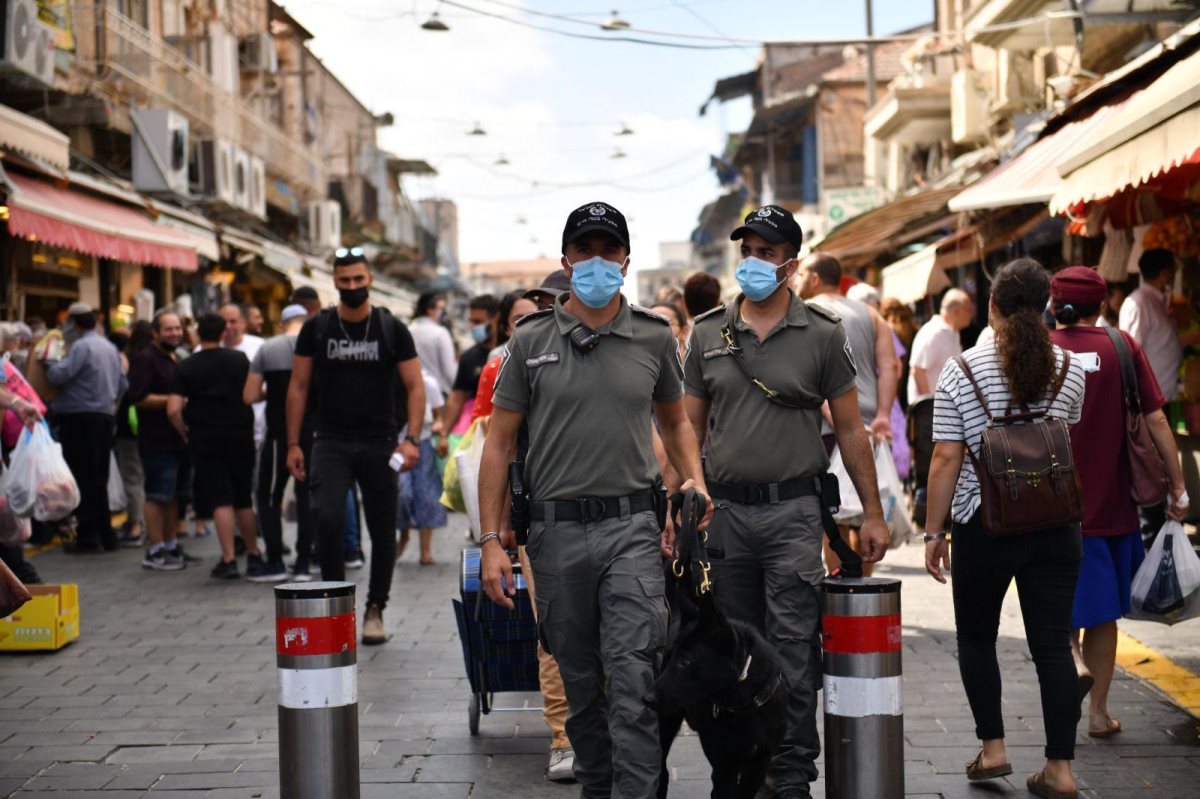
left=1128, top=521, right=1200, bottom=625
left=456, top=425, right=487, bottom=538
left=874, top=442, right=915, bottom=548
left=107, top=451, right=126, bottom=512
left=829, top=446, right=863, bottom=526
left=4, top=422, right=80, bottom=521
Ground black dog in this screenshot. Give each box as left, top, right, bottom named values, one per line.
left=647, top=587, right=789, bottom=799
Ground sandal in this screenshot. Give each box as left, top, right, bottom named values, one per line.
left=1027, top=770, right=1078, bottom=798
left=1088, top=717, right=1122, bottom=738
left=965, top=749, right=1012, bottom=782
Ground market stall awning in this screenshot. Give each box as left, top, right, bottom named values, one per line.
left=4, top=172, right=198, bottom=271
left=880, top=244, right=949, bottom=305
left=153, top=203, right=220, bottom=262
left=1050, top=47, right=1200, bottom=215
left=0, top=104, right=69, bottom=173
left=948, top=101, right=1128, bottom=212
left=813, top=186, right=960, bottom=271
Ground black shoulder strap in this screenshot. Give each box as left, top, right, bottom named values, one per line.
left=315, top=308, right=337, bottom=359
left=1104, top=327, right=1142, bottom=414
left=719, top=303, right=821, bottom=411
left=375, top=306, right=397, bottom=362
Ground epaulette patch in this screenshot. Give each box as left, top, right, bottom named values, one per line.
left=514, top=308, right=554, bottom=327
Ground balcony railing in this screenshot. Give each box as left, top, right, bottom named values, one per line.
left=73, top=4, right=323, bottom=199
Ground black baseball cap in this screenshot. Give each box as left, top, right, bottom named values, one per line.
left=561, top=201, right=630, bottom=253
left=730, top=205, right=803, bottom=252
left=525, top=269, right=571, bottom=301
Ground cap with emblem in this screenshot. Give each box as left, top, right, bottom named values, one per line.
left=525, top=269, right=572, bottom=301
left=67, top=301, right=94, bottom=317
left=730, top=205, right=803, bottom=252
left=561, top=201, right=630, bottom=253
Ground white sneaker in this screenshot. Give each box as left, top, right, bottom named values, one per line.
left=547, top=747, right=575, bottom=783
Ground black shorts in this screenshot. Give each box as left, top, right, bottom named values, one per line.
left=192, top=444, right=254, bottom=516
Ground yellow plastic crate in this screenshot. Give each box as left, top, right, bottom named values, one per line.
left=0, top=584, right=79, bottom=651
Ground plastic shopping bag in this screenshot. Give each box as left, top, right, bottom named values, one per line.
left=440, top=418, right=485, bottom=514
left=0, top=493, right=31, bottom=548
left=107, top=451, right=126, bottom=512
left=456, top=423, right=487, bottom=538
left=874, top=441, right=915, bottom=548
left=3, top=421, right=81, bottom=521
left=829, top=445, right=863, bottom=526
left=1127, top=521, right=1200, bottom=625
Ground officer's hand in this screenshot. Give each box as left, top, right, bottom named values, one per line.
left=859, top=516, right=889, bottom=563
left=925, top=538, right=950, bottom=583
left=869, top=414, right=893, bottom=442
left=482, top=541, right=515, bottom=609
left=499, top=527, right=517, bottom=550
left=287, top=445, right=306, bottom=482
left=398, top=439, right=420, bottom=472
left=660, top=513, right=676, bottom=559
left=679, top=479, right=714, bottom=531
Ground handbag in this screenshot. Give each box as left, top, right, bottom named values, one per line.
left=0, top=556, right=32, bottom=618
left=1104, top=328, right=1171, bottom=507
left=955, top=354, right=1083, bottom=538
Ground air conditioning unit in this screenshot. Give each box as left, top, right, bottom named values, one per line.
left=951, top=69, right=988, bottom=145
left=246, top=154, right=266, bottom=219
left=994, top=49, right=1038, bottom=113
left=195, top=137, right=235, bottom=205
left=131, top=108, right=190, bottom=195
left=306, top=201, right=342, bottom=251
left=231, top=147, right=251, bottom=211
left=238, top=32, right=278, bottom=73
left=1, top=0, right=56, bottom=87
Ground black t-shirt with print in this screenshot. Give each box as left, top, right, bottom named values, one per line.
left=294, top=306, right=417, bottom=438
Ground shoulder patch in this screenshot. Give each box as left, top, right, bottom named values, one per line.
left=805, top=301, right=841, bottom=323
left=514, top=308, right=553, bottom=328
left=630, top=304, right=670, bottom=325
left=693, top=304, right=727, bottom=325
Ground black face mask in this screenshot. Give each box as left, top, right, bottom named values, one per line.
left=339, top=287, right=369, bottom=309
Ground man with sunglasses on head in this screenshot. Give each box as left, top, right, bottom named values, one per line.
left=479, top=202, right=710, bottom=797
left=684, top=206, right=889, bottom=799
left=286, top=246, right=426, bottom=645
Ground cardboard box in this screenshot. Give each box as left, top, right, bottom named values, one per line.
left=0, top=584, right=79, bottom=651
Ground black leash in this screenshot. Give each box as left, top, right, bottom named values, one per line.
left=669, top=488, right=715, bottom=597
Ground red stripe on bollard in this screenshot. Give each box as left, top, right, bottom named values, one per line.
left=276, top=613, right=357, bottom=657
left=822, top=613, right=902, bottom=654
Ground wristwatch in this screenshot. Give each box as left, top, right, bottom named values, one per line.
left=923, top=532, right=948, bottom=543
left=404, top=435, right=421, bottom=447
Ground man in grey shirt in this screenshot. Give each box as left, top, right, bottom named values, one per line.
left=46, top=302, right=127, bottom=553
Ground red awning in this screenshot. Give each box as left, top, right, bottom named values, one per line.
left=4, top=172, right=199, bottom=271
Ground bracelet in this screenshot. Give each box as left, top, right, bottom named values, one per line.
left=479, top=532, right=502, bottom=547
left=923, top=532, right=948, bottom=543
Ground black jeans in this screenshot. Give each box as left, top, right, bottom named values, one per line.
left=309, top=434, right=397, bottom=608
left=256, top=431, right=315, bottom=566
left=58, top=413, right=115, bottom=547
left=951, top=512, right=1082, bottom=760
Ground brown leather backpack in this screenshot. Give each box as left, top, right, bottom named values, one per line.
left=955, top=354, right=1083, bottom=538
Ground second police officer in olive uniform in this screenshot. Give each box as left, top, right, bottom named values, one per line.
left=684, top=206, right=889, bottom=799
left=479, top=201, right=710, bottom=798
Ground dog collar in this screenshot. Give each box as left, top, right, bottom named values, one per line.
left=712, top=670, right=784, bottom=718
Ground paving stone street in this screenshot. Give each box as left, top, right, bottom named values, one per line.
left=3, top=515, right=1199, bottom=798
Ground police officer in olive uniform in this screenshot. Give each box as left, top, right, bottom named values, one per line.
left=684, top=206, right=889, bottom=799
left=479, top=202, right=710, bottom=798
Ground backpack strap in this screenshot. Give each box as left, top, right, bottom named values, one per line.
left=989, top=351, right=1073, bottom=425
left=375, top=306, right=397, bottom=363
left=954, top=355, right=993, bottom=422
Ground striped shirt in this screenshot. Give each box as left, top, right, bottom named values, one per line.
left=932, top=342, right=1086, bottom=524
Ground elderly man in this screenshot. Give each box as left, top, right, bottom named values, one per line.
left=908, top=289, right=973, bottom=402
left=45, top=303, right=127, bottom=553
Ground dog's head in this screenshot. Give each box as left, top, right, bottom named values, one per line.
left=644, top=592, right=743, bottom=714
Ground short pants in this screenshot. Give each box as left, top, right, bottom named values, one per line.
left=141, top=450, right=193, bottom=504
left=191, top=444, right=254, bottom=517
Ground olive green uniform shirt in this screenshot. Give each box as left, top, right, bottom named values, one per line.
left=492, top=295, right=683, bottom=501
left=684, top=291, right=858, bottom=485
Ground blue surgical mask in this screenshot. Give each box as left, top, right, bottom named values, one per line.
left=735, top=257, right=784, bottom=302
left=570, top=256, right=625, bottom=309
left=470, top=323, right=490, bottom=344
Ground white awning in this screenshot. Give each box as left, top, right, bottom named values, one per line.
left=1050, top=47, right=1200, bottom=214
left=880, top=244, right=949, bottom=305
left=0, top=104, right=69, bottom=172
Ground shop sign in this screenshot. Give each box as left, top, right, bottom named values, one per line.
left=823, top=186, right=885, bottom=226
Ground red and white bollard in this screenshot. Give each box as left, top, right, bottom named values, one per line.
left=275, top=581, right=360, bottom=799
left=821, top=577, right=904, bottom=799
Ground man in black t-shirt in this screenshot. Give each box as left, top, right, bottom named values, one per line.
left=439, top=294, right=498, bottom=454
left=168, top=313, right=268, bottom=581
left=287, top=248, right=425, bottom=645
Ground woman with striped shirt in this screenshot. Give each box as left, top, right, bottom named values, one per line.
left=923, top=258, right=1087, bottom=799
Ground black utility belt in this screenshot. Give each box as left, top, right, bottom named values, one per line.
left=530, top=489, right=658, bottom=523
left=707, top=475, right=823, bottom=505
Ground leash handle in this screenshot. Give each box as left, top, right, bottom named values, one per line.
left=669, top=488, right=713, bottom=596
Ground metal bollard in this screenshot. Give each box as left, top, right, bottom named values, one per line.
left=275, top=581, right=360, bottom=799
left=821, top=577, right=903, bottom=799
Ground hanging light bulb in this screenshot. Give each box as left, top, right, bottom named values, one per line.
left=495, top=154, right=510, bottom=166
left=420, top=12, right=449, bottom=31
left=467, top=121, right=487, bottom=136
left=615, top=122, right=634, bottom=136
left=610, top=147, right=627, bottom=159
left=601, top=10, right=631, bottom=31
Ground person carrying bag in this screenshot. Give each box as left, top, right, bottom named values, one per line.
left=922, top=259, right=1088, bottom=799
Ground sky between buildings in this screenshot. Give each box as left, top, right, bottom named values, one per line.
left=289, top=0, right=932, bottom=274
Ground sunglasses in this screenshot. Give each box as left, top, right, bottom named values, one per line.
left=333, top=246, right=366, bottom=265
